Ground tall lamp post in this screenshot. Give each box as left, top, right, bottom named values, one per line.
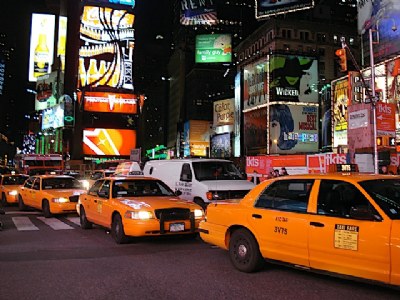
left=369, top=28, right=379, bottom=174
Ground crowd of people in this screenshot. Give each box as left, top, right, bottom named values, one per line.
left=249, top=167, right=289, bottom=184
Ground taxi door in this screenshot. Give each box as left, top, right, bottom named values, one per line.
left=308, top=179, right=391, bottom=283
left=251, top=179, right=315, bottom=267
left=80, top=180, right=104, bottom=222
left=93, top=180, right=113, bottom=228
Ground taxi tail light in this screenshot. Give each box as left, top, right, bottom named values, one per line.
left=8, top=190, right=18, bottom=196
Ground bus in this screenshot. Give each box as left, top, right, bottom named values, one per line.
left=14, top=154, right=64, bottom=175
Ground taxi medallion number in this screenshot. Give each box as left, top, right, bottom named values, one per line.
left=170, top=223, right=185, bottom=232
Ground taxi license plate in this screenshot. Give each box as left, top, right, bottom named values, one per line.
left=170, top=223, right=185, bottom=232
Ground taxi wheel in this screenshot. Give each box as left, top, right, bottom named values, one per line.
left=111, top=214, right=128, bottom=244
left=1, top=193, right=7, bottom=207
left=229, top=228, right=264, bottom=273
left=42, top=200, right=52, bottom=218
left=80, top=207, right=92, bottom=229
left=18, top=195, right=27, bottom=211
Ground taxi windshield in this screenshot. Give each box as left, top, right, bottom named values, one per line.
left=112, top=179, right=175, bottom=198
left=359, top=179, right=400, bottom=220
left=42, top=177, right=82, bottom=189
left=2, top=175, right=28, bottom=185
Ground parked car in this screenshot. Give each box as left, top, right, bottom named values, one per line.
left=199, top=173, right=400, bottom=288
left=79, top=175, right=204, bottom=244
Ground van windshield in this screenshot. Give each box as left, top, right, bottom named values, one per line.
left=192, top=161, right=246, bottom=181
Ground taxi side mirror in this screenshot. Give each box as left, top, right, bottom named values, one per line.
left=349, top=206, right=378, bottom=221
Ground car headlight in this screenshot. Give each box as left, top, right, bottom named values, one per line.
left=124, top=210, right=154, bottom=220
left=81, top=180, right=90, bottom=190
left=8, top=190, right=18, bottom=196
left=52, top=197, right=69, bottom=203
left=194, top=209, right=204, bottom=219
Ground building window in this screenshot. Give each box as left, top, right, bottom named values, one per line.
left=316, top=33, right=326, bottom=42
left=281, top=29, right=292, bottom=39
left=333, top=35, right=338, bottom=44
left=300, top=31, right=310, bottom=41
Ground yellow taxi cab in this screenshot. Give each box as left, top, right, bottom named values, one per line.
left=78, top=176, right=205, bottom=244
left=199, top=170, right=400, bottom=288
left=1, top=173, right=29, bottom=206
left=18, top=175, right=87, bottom=217
left=81, top=169, right=115, bottom=190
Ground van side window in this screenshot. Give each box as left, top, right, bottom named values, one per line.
left=180, top=163, right=192, bottom=182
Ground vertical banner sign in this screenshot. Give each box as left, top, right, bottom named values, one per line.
left=79, top=6, right=135, bottom=90
left=0, top=57, right=5, bottom=95
left=180, top=0, right=217, bottom=26
left=57, top=16, right=68, bottom=71
left=243, top=58, right=268, bottom=109
left=234, top=73, right=241, bottom=157
left=332, top=78, right=349, bottom=147
left=29, top=14, right=56, bottom=82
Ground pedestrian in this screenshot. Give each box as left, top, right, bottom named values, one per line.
left=280, top=167, right=289, bottom=176
left=273, top=169, right=280, bottom=177
left=380, top=165, right=389, bottom=174
left=250, top=170, right=260, bottom=185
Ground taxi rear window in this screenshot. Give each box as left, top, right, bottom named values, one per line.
left=360, top=179, right=400, bottom=219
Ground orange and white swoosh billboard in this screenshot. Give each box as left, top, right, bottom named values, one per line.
left=83, top=92, right=137, bottom=113
left=83, top=128, right=136, bottom=156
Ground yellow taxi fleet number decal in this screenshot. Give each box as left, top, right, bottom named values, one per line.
left=275, top=216, right=288, bottom=235
left=97, top=201, right=103, bottom=213
left=334, top=224, right=359, bottom=251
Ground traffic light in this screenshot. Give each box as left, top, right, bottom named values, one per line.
left=376, top=137, right=383, bottom=146
left=335, top=48, right=347, bottom=72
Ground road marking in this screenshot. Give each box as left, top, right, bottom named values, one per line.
left=12, top=217, right=39, bottom=231
left=6, top=211, right=41, bottom=215
left=66, top=217, right=80, bottom=226
left=37, top=217, right=74, bottom=230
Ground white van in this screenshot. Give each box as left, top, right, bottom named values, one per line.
left=143, top=158, right=255, bottom=209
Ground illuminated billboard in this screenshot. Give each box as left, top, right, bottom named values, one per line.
left=195, top=34, right=232, bottom=63
left=83, top=92, right=137, bottom=114
left=28, top=14, right=56, bottom=82
left=244, top=108, right=268, bottom=156
left=35, top=71, right=64, bottom=111
left=256, top=0, right=314, bottom=19
left=213, top=98, right=234, bottom=126
left=183, top=120, right=210, bottom=157
left=0, top=57, right=5, bottom=95
left=243, top=58, right=268, bottom=110
left=332, top=78, right=349, bottom=147
left=180, top=0, right=217, bottom=26
left=90, top=0, right=136, bottom=7
left=83, top=128, right=136, bottom=156
left=210, top=133, right=231, bottom=158
left=269, top=104, right=319, bottom=154
left=42, top=103, right=65, bottom=130
left=78, top=6, right=135, bottom=90
left=269, top=55, right=318, bottom=103
left=57, top=16, right=67, bottom=71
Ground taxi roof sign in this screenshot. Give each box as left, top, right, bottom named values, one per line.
left=328, top=164, right=359, bottom=173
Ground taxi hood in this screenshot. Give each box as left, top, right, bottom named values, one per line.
left=200, top=180, right=255, bottom=190
left=50, top=189, right=86, bottom=197
left=118, top=196, right=196, bottom=210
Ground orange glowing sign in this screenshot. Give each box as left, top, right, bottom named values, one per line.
left=83, top=128, right=136, bottom=156
left=83, top=92, right=137, bottom=114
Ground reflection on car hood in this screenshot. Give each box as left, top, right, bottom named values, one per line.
left=118, top=196, right=195, bottom=210
left=201, top=180, right=254, bottom=190
left=45, top=189, right=87, bottom=197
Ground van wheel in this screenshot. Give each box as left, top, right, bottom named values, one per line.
left=42, top=200, right=52, bottom=218
left=18, top=195, right=27, bottom=211
left=229, top=228, right=264, bottom=273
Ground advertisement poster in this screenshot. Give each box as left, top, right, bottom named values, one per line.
left=35, top=71, right=64, bottom=111
left=210, top=133, right=231, bottom=158
left=180, top=0, right=217, bottom=26
left=78, top=6, right=135, bottom=90
left=0, top=57, right=5, bottom=95
left=269, top=55, right=318, bottom=103
left=41, top=103, right=65, bottom=130
left=387, top=58, right=400, bottom=103
left=83, top=128, right=136, bottom=156
left=57, top=16, right=67, bottom=71
left=332, top=78, right=349, bottom=147
left=243, top=58, right=268, bottom=109
left=307, top=153, right=347, bottom=174
left=269, top=104, right=318, bottom=154
left=256, top=0, right=314, bottom=19
left=93, top=0, right=136, bottom=7
left=347, top=103, right=373, bottom=156
left=28, top=13, right=56, bottom=82
left=244, top=107, right=268, bottom=155
left=188, top=120, right=210, bottom=157
left=213, top=98, right=234, bottom=126
left=195, top=34, right=232, bottom=63
left=358, top=0, right=400, bottom=62
left=83, top=91, right=137, bottom=114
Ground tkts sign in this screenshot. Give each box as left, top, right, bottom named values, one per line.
left=83, top=91, right=137, bottom=114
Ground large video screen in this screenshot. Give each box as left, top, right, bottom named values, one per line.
left=78, top=6, right=135, bottom=90
left=195, top=34, right=232, bottom=63
left=83, top=91, right=137, bottom=114
left=28, top=14, right=56, bottom=82
left=42, top=103, right=65, bottom=130
left=180, top=0, right=217, bottom=26
left=256, top=0, right=314, bottom=19
left=83, top=128, right=136, bottom=156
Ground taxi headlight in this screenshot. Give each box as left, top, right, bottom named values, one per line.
left=81, top=180, right=90, bottom=190
left=52, top=197, right=69, bottom=203
left=124, top=210, right=154, bottom=220
left=8, top=190, right=18, bottom=196
left=194, top=209, right=204, bottom=219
